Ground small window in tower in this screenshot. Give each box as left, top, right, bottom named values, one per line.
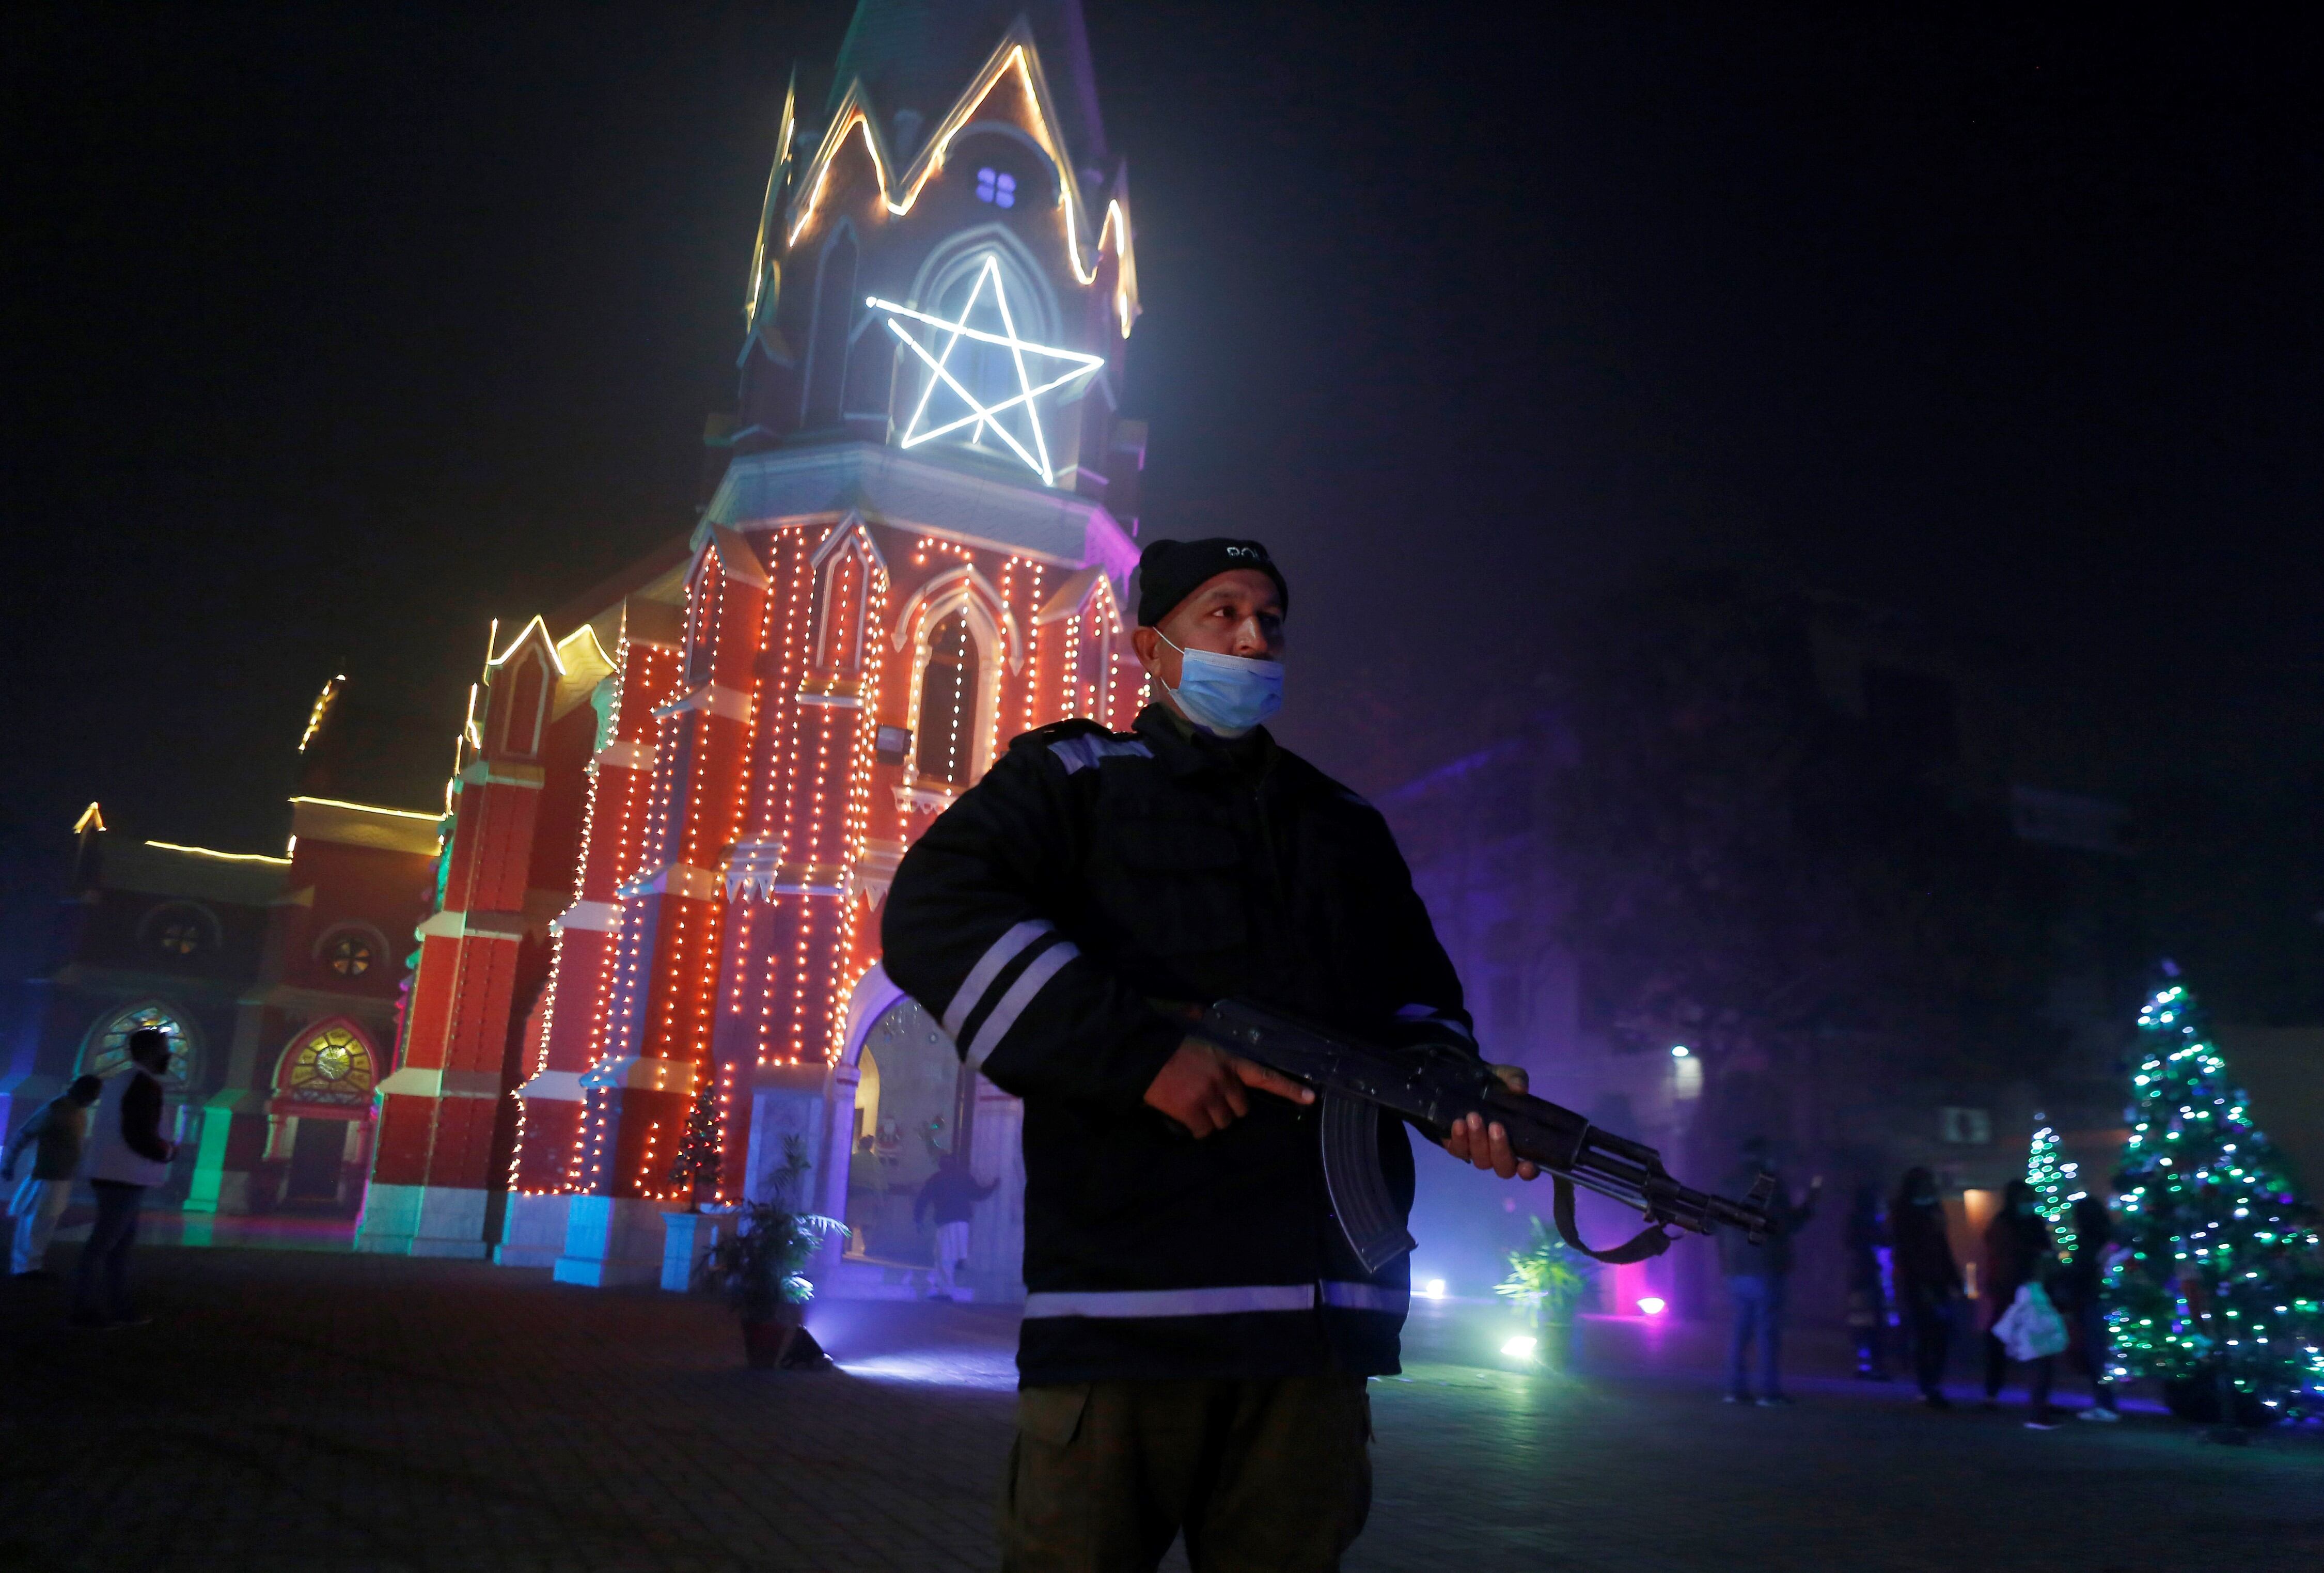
left=327, top=935, right=374, bottom=977
left=975, top=167, right=1016, bottom=209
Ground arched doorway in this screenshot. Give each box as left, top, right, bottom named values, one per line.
left=825, top=964, right=1026, bottom=1299
left=266, top=1020, right=379, bottom=1214
left=845, top=997, right=962, bottom=1267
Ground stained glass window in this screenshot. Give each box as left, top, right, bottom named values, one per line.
left=327, top=934, right=374, bottom=977
left=84, top=1003, right=193, bottom=1085
left=280, top=1023, right=376, bottom=1106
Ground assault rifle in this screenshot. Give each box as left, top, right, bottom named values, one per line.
left=1196, top=999, right=1776, bottom=1272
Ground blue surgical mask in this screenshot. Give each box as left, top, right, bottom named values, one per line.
left=1158, top=634, right=1283, bottom=736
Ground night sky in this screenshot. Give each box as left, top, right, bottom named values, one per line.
left=7, top=4, right=2321, bottom=1010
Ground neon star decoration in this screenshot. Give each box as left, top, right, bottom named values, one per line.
left=867, top=258, right=1104, bottom=486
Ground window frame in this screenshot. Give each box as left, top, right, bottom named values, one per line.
left=78, top=1000, right=199, bottom=1088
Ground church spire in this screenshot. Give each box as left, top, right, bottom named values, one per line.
left=726, top=0, right=1137, bottom=497
left=829, top=1, right=1108, bottom=173
left=742, top=69, right=796, bottom=342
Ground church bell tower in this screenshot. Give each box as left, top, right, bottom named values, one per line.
left=399, top=0, right=1155, bottom=1287
left=731, top=0, right=1142, bottom=512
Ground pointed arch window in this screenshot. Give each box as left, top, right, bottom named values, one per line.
left=931, top=252, right=1038, bottom=440
left=278, top=1022, right=377, bottom=1107
left=804, top=226, right=859, bottom=427
left=877, top=244, right=1094, bottom=485
left=816, top=544, right=873, bottom=675
left=914, top=610, right=982, bottom=787
left=684, top=568, right=724, bottom=688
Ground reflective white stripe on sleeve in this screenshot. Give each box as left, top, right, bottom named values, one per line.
left=941, top=920, right=1054, bottom=1039
left=1048, top=735, right=1155, bottom=774
left=1023, top=1284, right=1318, bottom=1319
left=1321, top=1280, right=1411, bottom=1314
left=963, top=941, right=1079, bottom=1066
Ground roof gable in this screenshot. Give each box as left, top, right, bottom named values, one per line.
left=785, top=14, right=1137, bottom=335
left=828, top=1, right=1106, bottom=171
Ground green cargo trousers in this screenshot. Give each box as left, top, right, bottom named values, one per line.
left=999, top=1374, right=1372, bottom=1573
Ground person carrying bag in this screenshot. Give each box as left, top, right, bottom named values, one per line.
left=1993, top=1280, right=2070, bottom=1364
left=1981, top=1179, right=2064, bottom=1427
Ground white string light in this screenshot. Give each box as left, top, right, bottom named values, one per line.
left=869, top=260, right=1104, bottom=485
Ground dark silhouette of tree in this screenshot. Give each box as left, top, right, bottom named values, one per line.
left=1541, top=573, right=2059, bottom=1084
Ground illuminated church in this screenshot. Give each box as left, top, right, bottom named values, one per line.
left=351, top=0, right=1151, bottom=1294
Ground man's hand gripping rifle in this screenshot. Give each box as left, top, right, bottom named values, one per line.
left=1197, top=1000, right=1776, bottom=1272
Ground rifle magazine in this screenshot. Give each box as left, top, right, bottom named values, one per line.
left=1319, top=1090, right=1415, bottom=1274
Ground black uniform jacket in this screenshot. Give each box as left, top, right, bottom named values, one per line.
left=881, top=704, right=1476, bottom=1385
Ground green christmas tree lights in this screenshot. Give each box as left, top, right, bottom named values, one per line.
left=2107, top=979, right=2324, bottom=1420
left=2024, top=1113, right=2084, bottom=1263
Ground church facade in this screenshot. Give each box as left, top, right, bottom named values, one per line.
left=351, top=0, right=1152, bottom=1297
left=4, top=684, right=444, bottom=1228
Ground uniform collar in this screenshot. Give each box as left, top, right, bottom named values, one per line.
left=1132, top=703, right=1275, bottom=781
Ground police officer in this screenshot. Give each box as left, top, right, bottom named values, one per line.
left=882, top=537, right=1535, bottom=1572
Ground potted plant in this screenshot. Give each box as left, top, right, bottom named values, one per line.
left=697, top=1135, right=847, bottom=1368
left=1495, top=1216, right=1597, bottom=1375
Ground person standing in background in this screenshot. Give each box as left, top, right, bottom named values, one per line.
left=1982, top=1178, right=2061, bottom=1428
left=913, top=1151, right=998, bottom=1301
left=1843, top=1181, right=1893, bottom=1380
left=1890, top=1167, right=1963, bottom=1409
left=2062, top=1188, right=2122, bottom=1422
left=5, top=1075, right=102, bottom=1277
left=72, top=1028, right=178, bottom=1328
left=1719, top=1137, right=1821, bottom=1406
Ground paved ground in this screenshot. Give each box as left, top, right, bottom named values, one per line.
left=2, top=1247, right=2318, bottom=1572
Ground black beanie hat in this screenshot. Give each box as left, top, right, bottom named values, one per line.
left=1133, top=538, right=1289, bottom=627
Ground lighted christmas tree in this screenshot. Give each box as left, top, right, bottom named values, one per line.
left=2024, top=1113, right=2084, bottom=1263
left=667, top=1076, right=724, bottom=1211
left=2107, top=978, right=2324, bottom=1422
